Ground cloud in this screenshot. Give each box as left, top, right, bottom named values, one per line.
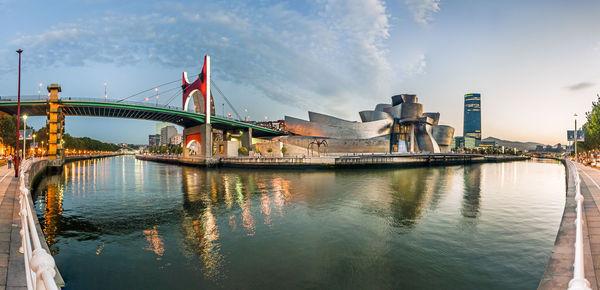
left=2, top=0, right=394, bottom=117
left=566, top=82, right=595, bottom=91
left=404, top=0, right=441, bottom=26
left=404, top=53, right=427, bottom=75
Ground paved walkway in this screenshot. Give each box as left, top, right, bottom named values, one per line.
left=573, top=163, right=600, bottom=289
left=0, top=164, right=27, bottom=290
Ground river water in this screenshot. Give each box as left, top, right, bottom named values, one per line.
left=33, top=156, right=565, bottom=289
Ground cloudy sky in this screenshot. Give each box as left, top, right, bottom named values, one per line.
left=0, top=0, right=599, bottom=145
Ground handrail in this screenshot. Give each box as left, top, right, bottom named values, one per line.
left=568, top=160, right=592, bottom=290
left=18, top=159, right=59, bottom=290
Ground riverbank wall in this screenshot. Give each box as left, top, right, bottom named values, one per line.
left=135, top=154, right=529, bottom=169
left=538, top=160, right=596, bottom=289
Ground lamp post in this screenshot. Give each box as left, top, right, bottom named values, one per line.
left=38, top=82, right=42, bottom=100
left=104, top=82, right=107, bottom=101
left=155, top=87, right=159, bottom=106
left=32, top=134, right=36, bottom=158
left=574, top=113, right=578, bottom=163
left=22, top=115, right=27, bottom=160
left=41, top=141, right=44, bottom=157
left=15, top=49, right=22, bottom=177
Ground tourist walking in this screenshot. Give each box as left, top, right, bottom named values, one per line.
left=7, top=154, right=12, bottom=169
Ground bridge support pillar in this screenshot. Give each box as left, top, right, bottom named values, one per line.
left=183, top=124, right=212, bottom=158
left=46, top=84, right=64, bottom=163
left=241, top=128, right=252, bottom=151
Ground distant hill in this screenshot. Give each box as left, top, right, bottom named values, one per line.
left=483, top=136, right=546, bottom=151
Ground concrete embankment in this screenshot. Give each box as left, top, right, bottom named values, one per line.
left=539, top=160, right=596, bottom=289
left=135, top=154, right=529, bottom=169
left=64, top=153, right=124, bottom=162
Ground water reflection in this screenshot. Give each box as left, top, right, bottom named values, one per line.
left=32, top=157, right=565, bottom=289
left=462, top=165, right=482, bottom=218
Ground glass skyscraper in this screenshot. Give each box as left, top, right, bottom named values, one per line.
left=463, top=93, right=481, bottom=140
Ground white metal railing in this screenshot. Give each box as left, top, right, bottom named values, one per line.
left=568, top=160, right=592, bottom=290
left=18, top=159, right=59, bottom=290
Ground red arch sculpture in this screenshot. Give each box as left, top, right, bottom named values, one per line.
left=182, top=55, right=213, bottom=120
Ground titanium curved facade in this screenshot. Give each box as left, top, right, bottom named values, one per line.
left=284, top=93, right=455, bottom=153
left=375, top=103, right=392, bottom=112
left=285, top=116, right=392, bottom=139
left=432, top=125, right=455, bottom=153
left=359, top=110, right=393, bottom=122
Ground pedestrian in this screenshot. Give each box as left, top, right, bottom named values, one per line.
left=7, top=154, right=12, bottom=169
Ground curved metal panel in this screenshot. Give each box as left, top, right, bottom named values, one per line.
left=383, top=104, right=403, bottom=118
left=374, top=103, right=392, bottom=112
left=392, top=94, right=418, bottom=106
left=400, top=103, right=423, bottom=120
left=308, top=111, right=357, bottom=125
left=432, top=125, right=455, bottom=147
left=285, top=115, right=392, bottom=139
left=415, top=123, right=440, bottom=153
left=423, top=112, right=440, bottom=125
left=359, top=110, right=392, bottom=122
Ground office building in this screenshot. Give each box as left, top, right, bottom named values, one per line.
left=170, top=134, right=183, bottom=145
left=160, top=126, right=178, bottom=145
left=463, top=93, right=481, bottom=140
left=148, top=134, right=160, bottom=147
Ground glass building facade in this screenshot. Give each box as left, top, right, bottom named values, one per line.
left=463, top=93, right=481, bottom=140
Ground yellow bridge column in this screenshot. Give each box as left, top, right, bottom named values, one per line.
left=46, top=84, right=64, bottom=160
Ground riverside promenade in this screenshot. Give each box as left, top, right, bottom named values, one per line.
left=541, top=162, right=600, bottom=289
left=575, top=163, right=600, bottom=289
left=0, top=164, right=27, bottom=289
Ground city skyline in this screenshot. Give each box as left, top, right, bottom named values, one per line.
left=0, top=0, right=599, bottom=145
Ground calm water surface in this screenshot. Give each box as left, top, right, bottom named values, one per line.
left=33, top=156, right=565, bottom=289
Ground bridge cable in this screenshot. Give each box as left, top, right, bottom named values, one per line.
left=164, top=87, right=184, bottom=107
left=211, top=80, right=242, bottom=120
left=116, top=79, right=181, bottom=103
left=138, top=85, right=183, bottom=105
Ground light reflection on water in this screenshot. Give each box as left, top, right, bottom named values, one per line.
left=33, top=156, right=565, bottom=289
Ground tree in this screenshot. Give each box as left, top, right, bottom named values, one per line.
left=0, top=116, right=18, bottom=149
left=584, top=95, right=600, bottom=151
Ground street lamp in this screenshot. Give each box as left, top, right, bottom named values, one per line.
left=22, top=115, right=27, bottom=160
left=33, top=134, right=36, bottom=158
left=104, top=82, right=108, bottom=101
left=38, top=82, right=42, bottom=100
left=155, top=87, right=159, bottom=106
left=15, top=49, right=22, bottom=177
left=574, top=113, right=578, bottom=163
left=41, top=141, right=44, bottom=157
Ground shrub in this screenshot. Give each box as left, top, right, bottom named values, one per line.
left=238, top=146, right=249, bottom=156
left=281, top=146, right=287, bottom=155
left=267, top=148, right=273, bottom=153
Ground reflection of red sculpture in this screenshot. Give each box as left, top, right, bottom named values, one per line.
left=182, top=55, right=210, bottom=115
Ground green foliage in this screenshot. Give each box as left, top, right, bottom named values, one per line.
left=267, top=147, right=273, bottom=153
left=584, top=95, right=600, bottom=151
left=63, top=134, right=120, bottom=151
left=0, top=115, right=18, bottom=149
left=281, top=146, right=287, bottom=154
left=238, top=146, right=248, bottom=156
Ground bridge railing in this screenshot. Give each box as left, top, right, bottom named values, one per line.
left=0, top=96, right=287, bottom=132
left=568, top=160, right=592, bottom=290
left=18, top=159, right=60, bottom=290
